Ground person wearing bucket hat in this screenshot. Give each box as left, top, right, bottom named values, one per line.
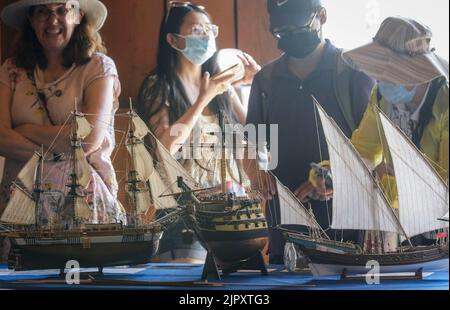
left=309, top=17, right=449, bottom=250
left=246, top=0, right=375, bottom=264
left=348, top=17, right=448, bottom=188
left=0, top=0, right=126, bottom=261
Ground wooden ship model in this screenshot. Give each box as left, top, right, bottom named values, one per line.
left=0, top=104, right=186, bottom=273
left=280, top=100, right=449, bottom=278
left=150, top=112, right=269, bottom=280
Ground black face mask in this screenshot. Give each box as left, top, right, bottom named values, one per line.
left=278, top=29, right=321, bottom=58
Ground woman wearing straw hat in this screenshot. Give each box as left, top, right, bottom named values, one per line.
left=309, top=16, right=449, bottom=250
left=0, top=0, right=126, bottom=261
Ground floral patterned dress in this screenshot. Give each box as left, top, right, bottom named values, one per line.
left=0, top=53, right=126, bottom=226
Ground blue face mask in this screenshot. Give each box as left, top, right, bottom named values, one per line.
left=174, top=33, right=217, bottom=65
left=378, top=81, right=417, bottom=105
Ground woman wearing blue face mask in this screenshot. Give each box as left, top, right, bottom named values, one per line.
left=137, top=2, right=261, bottom=263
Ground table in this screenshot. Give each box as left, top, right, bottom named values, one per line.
left=0, top=264, right=448, bottom=290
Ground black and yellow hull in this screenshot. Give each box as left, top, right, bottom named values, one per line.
left=6, top=229, right=162, bottom=271
left=193, top=197, right=268, bottom=266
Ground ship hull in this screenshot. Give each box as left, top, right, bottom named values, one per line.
left=193, top=198, right=269, bottom=266
left=309, top=259, right=449, bottom=277
left=285, top=231, right=449, bottom=276
left=294, top=236, right=449, bottom=277
left=198, top=229, right=268, bottom=264
left=7, top=231, right=162, bottom=271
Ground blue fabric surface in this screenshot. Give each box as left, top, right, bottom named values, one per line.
left=0, top=264, right=448, bottom=290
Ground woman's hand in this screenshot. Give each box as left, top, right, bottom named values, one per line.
left=232, top=52, right=261, bottom=87
left=197, top=71, right=236, bottom=108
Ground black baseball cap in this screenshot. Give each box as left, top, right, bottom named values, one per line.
left=267, top=0, right=322, bottom=32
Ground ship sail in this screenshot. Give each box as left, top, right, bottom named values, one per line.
left=378, top=112, right=449, bottom=237
left=0, top=187, right=35, bottom=225
left=17, top=153, right=40, bottom=192
left=149, top=170, right=178, bottom=209
left=74, top=196, right=91, bottom=220
left=127, top=143, right=154, bottom=181
left=75, top=114, right=92, bottom=139
left=151, top=132, right=200, bottom=192
left=276, top=178, right=322, bottom=230
left=74, top=147, right=92, bottom=188
left=131, top=114, right=151, bottom=140
left=315, top=101, right=404, bottom=234
left=128, top=190, right=152, bottom=214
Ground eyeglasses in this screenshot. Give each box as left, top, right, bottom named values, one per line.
left=31, top=4, right=74, bottom=22
left=190, top=23, right=219, bottom=38
left=272, top=11, right=320, bottom=39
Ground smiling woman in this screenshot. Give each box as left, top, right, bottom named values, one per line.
left=0, top=0, right=125, bottom=261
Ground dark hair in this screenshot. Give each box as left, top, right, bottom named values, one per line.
left=12, top=7, right=106, bottom=71
left=137, top=3, right=237, bottom=126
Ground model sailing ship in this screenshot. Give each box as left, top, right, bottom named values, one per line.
left=0, top=103, right=186, bottom=272
left=152, top=112, right=268, bottom=279
left=280, top=99, right=449, bottom=277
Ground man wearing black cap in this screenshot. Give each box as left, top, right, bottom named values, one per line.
left=246, top=0, right=375, bottom=264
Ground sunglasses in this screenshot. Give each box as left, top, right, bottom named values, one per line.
left=165, top=1, right=205, bottom=23
left=272, top=10, right=320, bottom=39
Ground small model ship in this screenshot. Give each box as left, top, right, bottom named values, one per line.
left=0, top=103, right=186, bottom=273
left=151, top=112, right=269, bottom=279
left=281, top=100, right=449, bottom=277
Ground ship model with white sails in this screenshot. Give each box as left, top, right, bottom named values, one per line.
left=155, top=111, right=269, bottom=279
left=280, top=100, right=449, bottom=277
left=0, top=103, right=186, bottom=272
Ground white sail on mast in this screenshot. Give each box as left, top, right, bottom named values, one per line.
left=152, top=133, right=200, bottom=192
left=128, top=190, right=152, bottom=214
left=75, top=114, right=92, bottom=139
left=315, top=101, right=403, bottom=234
left=74, top=196, right=91, bottom=220
left=276, top=178, right=322, bottom=230
left=17, top=153, right=40, bottom=192
left=131, top=114, right=151, bottom=140
left=149, top=170, right=178, bottom=210
left=74, top=147, right=92, bottom=188
left=127, top=143, right=154, bottom=182
left=1, top=187, right=35, bottom=225
left=379, top=112, right=449, bottom=237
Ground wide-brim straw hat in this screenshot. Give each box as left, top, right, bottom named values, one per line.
left=343, top=16, right=448, bottom=86
left=1, top=0, right=107, bottom=31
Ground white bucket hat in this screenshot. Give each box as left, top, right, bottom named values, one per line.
left=1, top=0, right=107, bottom=31
left=343, top=16, right=449, bottom=86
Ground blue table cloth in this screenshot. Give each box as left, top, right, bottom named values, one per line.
left=0, top=264, right=448, bottom=290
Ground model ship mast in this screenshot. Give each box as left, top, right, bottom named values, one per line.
left=377, top=110, right=449, bottom=238
left=69, top=99, right=92, bottom=226
left=126, top=99, right=154, bottom=225
left=33, top=146, right=44, bottom=228
left=219, top=111, right=227, bottom=194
